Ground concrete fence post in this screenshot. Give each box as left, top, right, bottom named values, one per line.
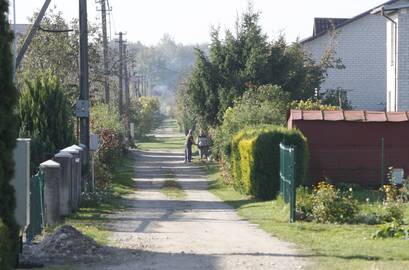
left=54, top=152, right=73, bottom=216
left=40, top=160, right=61, bottom=226
left=61, top=147, right=81, bottom=211
left=71, top=145, right=85, bottom=192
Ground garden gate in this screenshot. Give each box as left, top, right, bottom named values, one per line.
left=279, top=143, right=296, bottom=223
left=26, top=170, right=44, bottom=242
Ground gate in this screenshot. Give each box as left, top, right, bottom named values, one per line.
left=279, top=143, right=296, bottom=223
left=26, top=170, right=44, bottom=242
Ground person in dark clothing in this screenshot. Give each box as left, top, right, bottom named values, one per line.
left=184, top=129, right=195, bottom=163
left=197, top=130, right=209, bottom=159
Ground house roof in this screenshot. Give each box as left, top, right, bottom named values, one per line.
left=301, top=0, right=400, bottom=44
left=289, top=109, right=409, bottom=122
left=313, top=18, right=349, bottom=36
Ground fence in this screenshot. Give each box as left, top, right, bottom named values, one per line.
left=280, top=143, right=296, bottom=223
left=26, top=170, right=44, bottom=242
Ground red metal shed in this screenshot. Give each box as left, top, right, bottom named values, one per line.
left=288, top=109, right=409, bottom=187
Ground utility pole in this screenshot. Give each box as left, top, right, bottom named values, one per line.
left=116, top=32, right=124, bottom=116
left=79, top=0, right=90, bottom=157
left=124, top=43, right=130, bottom=139
left=98, top=0, right=110, bottom=103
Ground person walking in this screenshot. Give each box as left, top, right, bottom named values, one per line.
left=184, top=129, right=195, bottom=163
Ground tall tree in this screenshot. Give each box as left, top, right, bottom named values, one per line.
left=0, top=0, right=19, bottom=268
left=19, top=72, right=76, bottom=171
left=181, top=3, right=337, bottom=129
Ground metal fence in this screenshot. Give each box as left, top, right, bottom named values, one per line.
left=279, top=143, right=296, bottom=223
left=26, top=170, right=44, bottom=242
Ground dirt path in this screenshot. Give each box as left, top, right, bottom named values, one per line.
left=82, top=124, right=307, bottom=269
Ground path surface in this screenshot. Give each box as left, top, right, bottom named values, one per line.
left=85, top=123, right=307, bottom=269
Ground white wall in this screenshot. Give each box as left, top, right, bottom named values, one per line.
left=303, top=15, right=387, bottom=110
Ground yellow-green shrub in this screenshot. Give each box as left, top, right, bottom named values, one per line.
left=231, top=126, right=309, bottom=200
left=238, top=139, right=255, bottom=194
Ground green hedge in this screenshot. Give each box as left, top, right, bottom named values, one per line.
left=230, top=126, right=309, bottom=200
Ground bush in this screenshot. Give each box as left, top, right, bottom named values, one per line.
left=90, top=103, right=125, bottom=187
left=296, top=186, right=314, bottom=219
left=0, top=1, right=20, bottom=267
left=231, top=126, right=309, bottom=200
left=19, top=72, right=76, bottom=171
left=130, top=96, right=162, bottom=138
left=312, top=182, right=358, bottom=224
left=213, top=85, right=290, bottom=158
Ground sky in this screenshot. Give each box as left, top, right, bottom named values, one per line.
left=12, top=0, right=388, bottom=45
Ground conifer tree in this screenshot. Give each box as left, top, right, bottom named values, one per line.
left=0, top=0, right=20, bottom=268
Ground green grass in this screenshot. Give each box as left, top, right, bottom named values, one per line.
left=160, top=171, right=186, bottom=199
left=136, top=136, right=186, bottom=151
left=63, top=154, right=135, bottom=245
left=204, top=163, right=409, bottom=270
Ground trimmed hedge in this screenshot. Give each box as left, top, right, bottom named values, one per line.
left=230, top=126, right=309, bottom=200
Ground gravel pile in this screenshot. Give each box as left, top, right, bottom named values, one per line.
left=27, top=225, right=106, bottom=263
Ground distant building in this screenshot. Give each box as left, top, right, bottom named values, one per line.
left=301, top=0, right=409, bottom=111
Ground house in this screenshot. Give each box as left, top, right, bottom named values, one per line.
left=288, top=109, right=409, bottom=186
left=301, top=0, right=409, bottom=112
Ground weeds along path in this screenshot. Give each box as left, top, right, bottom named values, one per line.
left=86, top=119, right=307, bottom=270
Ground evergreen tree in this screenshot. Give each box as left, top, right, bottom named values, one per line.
left=19, top=72, right=76, bottom=171
left=182, top=3, right=337, bottom=129
left=0, top=0, right=19, bottom=268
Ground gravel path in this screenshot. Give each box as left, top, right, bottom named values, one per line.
left=79, top=126, right=307, bottom=270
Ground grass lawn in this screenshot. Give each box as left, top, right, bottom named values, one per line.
left=63, top=154, right=135, bottom=245
left=202, top=162, right=409, bottom=270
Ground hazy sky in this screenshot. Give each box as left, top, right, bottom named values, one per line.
left=12, top=0, right=387, bottom=45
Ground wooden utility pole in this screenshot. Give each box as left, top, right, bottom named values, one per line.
left=124, top=43, right=131, bottom=139
left=98, top=0, right=110, bottom=103
left=79, top=0, right=90, bottom=155
left=117, top=32, right=124, bottom=115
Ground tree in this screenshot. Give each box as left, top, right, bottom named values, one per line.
left=16, top=9, right=103, bottom=102
left=213, top=84, right=290, bottom=157
left=0, top=0, right=19, bottom=268
left=19, top=72, right=76, bottom=171
left=181, top=3, right=336, bottom=129
left=186, top=49, right=220, bottom=128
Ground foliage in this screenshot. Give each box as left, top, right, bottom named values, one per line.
left=0, top=0, right=19, bottom=267
left=19, top=72, right=76, bottom=171
left=90, top=103, right=125, bottom=187
left=231, top=126, right=309, bottom=200
left=290, top=99, right=339, bottom=111
left=213, top=85, right=289, bottom=157
left=175, top=77, right=196, bottom=133
left=321, top=87, right=352, bottom=110
left=180, top=4, right=340, bottom=129
left=373, top=220, right=409, bottom=239
left=130, top=96, right=162, bottom=137
left=312, top=182, right=359, bottom=224
left=80, top=186, right=115, bottom=208
left=296, top=186, right=314, bottom=219
left=16, top=9, right=103, bottom=102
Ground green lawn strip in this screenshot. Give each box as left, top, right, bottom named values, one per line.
left=136, top=136, right=185, bottom=151
left=204, top=162, right=409, bottom=270
left=160, top=171, right=186, bottom=199
left=63, top=154, right=135, bottom=245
